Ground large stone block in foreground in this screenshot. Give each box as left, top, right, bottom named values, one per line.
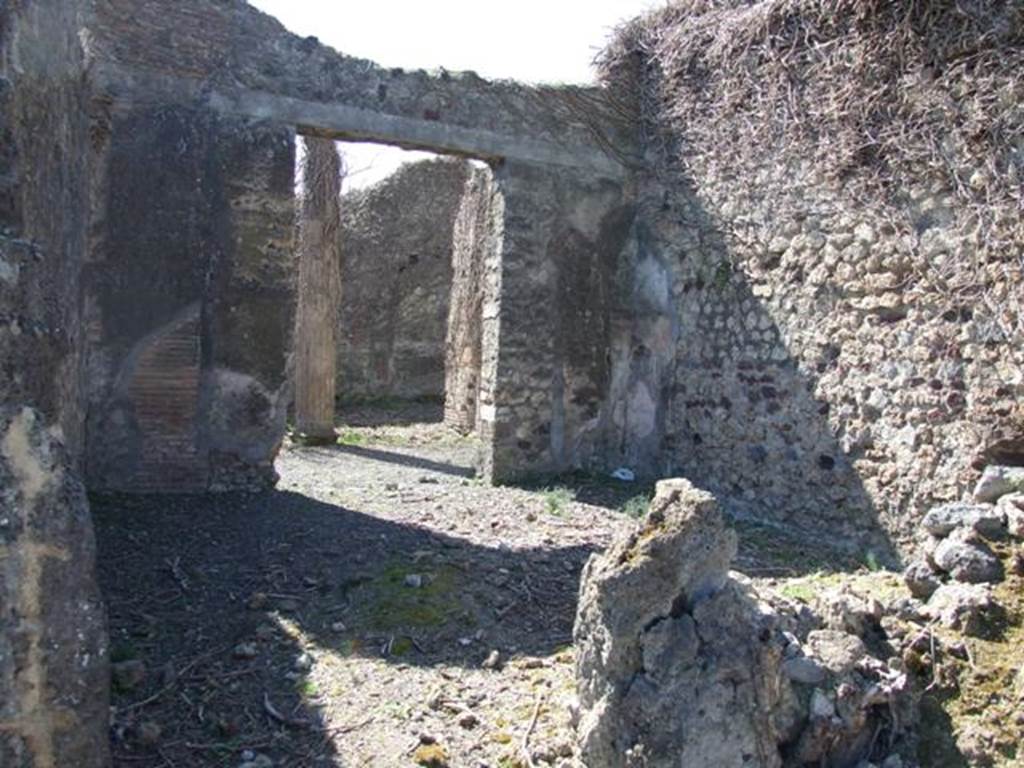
left=574, top=478, right=793, bottom=767
left=0, top=408, right=109, bottom=767
left=574, top=478, right=915, bottom=768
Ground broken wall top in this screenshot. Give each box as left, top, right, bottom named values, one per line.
left=89, top=0, right=637, bottom=175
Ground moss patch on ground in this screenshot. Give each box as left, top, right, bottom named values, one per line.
left=920, top=542, right=1024, bottom=767
left=349, top=561, right=470, bottom=633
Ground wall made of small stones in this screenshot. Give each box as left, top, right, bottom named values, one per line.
left=641, top=161, right=1023, bottom=555
left=337, top=158, right=470, bottom=401
left=482, top=161, right=635, bottom=482
left=445, top=164, right=502, bottom=433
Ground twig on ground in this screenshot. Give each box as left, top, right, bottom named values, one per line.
left=521, top=694, right=544, bottom=768
left=263, top=692, right=312, bottom=729
left=116, top=646, right=225, bottom=715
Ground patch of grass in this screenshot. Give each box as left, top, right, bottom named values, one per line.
left=620, top=493, right=652, bottom=519
left=336, top=429, right=368, bottom=447
left=352, top=561, right=467, bottom=632
left=543, top=486, right=574, bottom=516
left=385, top=700, right=413, bottom=721
left=390, top=636, right=414, bottom=656
left=776, top=572, right=845, bottom=603
left=922, top=542, right=1024, bottom=766
left=296, top=679, right=319, bottom=697
left=863, top=549, right=883, bottom=571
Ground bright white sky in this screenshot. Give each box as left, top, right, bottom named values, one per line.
left=248, top=0, right=663, bottom=187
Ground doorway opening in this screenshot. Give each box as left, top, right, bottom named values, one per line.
left=291, top=138, right=498, bottom=462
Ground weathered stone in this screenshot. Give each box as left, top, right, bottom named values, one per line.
left=1, top=1, right=111, bottom=763
left=932, top=529, right=1003, bottom=584
left=804, top=630, right=869, bottom=677
left=924, top=583, right=999, bottom=636
left=819, top=588, right=883, bottom=638
left=574, top=479, right=794, bottom=768
left=973, top=465, right=1024, bottom=504
left=445, top=165, right=501, bottom=433
left=782, top=656, right=827, bottom=686
left=903, top=559, right=941, bottom=600
left=998, top=493, right=1024, bottom=538
left=922, top=502, right=1002, bottom=538
left=85, top=103, right=295, bottom=492
left=0, top=410, right=110, bottom=767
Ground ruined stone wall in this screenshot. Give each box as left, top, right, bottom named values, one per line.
left=84, top=97, right=295, bottom=492
left=338, top=158, right=469, bottom=401
left=481, top=162, right=635, bottom=482
left=445, top=165, right=502, bottom=433
left=0, top=1, right=110, bottom=764
left=88, top=0, right=632, bottom=173
left=604, top=3, right=1024, bottom=554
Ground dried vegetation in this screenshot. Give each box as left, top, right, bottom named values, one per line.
left=598, top=0, right=1024, bottom=345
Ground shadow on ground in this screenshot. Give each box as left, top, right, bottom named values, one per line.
left=336, top=398, right=444, bottom=428
left=332, top=444, right=475, bottom=478
left=93, top=487, right=595, bottom=767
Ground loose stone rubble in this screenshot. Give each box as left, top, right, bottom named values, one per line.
left=574, top=479, right=913, bottom=768
left=903, top=464, right=1022, bottom=635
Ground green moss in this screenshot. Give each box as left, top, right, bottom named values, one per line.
left=918, top=543, right=1024, bottom=767
left=352, top=561, right=467, bottom=632
left=336, top=429, right=368, bottom=447
left=390, top=636, right=414, bottom=656
left=776, top=570, right=907, bottom=605
left=620, top=493, right=652, bottom=519
left=543, top=486, right=575, bottom=516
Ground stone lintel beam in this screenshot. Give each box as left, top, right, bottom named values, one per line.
left=93, top=63, right=628, bottom=179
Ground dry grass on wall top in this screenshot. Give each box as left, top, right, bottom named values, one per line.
left=598, top=0, right=1024, bottom=346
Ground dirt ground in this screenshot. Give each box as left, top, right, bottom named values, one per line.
left=93, top=402, right=863, bottom=768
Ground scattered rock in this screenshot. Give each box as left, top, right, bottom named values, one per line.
left=330, top=621, right=347, bottom=633
left=1011, top=548, right=1024, bottom=576
left=805, top=629, right=868, bottom=676
left=574, top=478, right=914, bottom=765
left=970, top=505, right=1008, bottom=539
left=277, top=598, right=300, bottom=613
left=294, top=652, right=313, bottom=670
left=134, top=720, right=162, bottom=748
left=457, top=712, right=479, bottom=729
left=998, top=493, right=1024, bottom=538
left=973, top=465, right=1024, bottom=504
left=819, top=587, right=883, bottom=637
left=903, top=559, right=941, bottom=599
left=481, top=649, right=501, bottom=669
left=111, top=660, right=147, bottom=691
left=922, top=502, right=1003, bottom=538
left=924, top=583, right=999, bottom=636
left=404, top=573, right=424, bottom=588
left=246, top=592, right=268, bottom=610
left=782, top=656, right=827, bottom=686
left=239, top=754, right=274, bottom=768
left=809, top=688, right=834, bottom=718
left=413, top=743, right=448, bottom=767
left=932, top=529, right=1003, bottom=584
left=232, top=642, right=259, bottom=660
